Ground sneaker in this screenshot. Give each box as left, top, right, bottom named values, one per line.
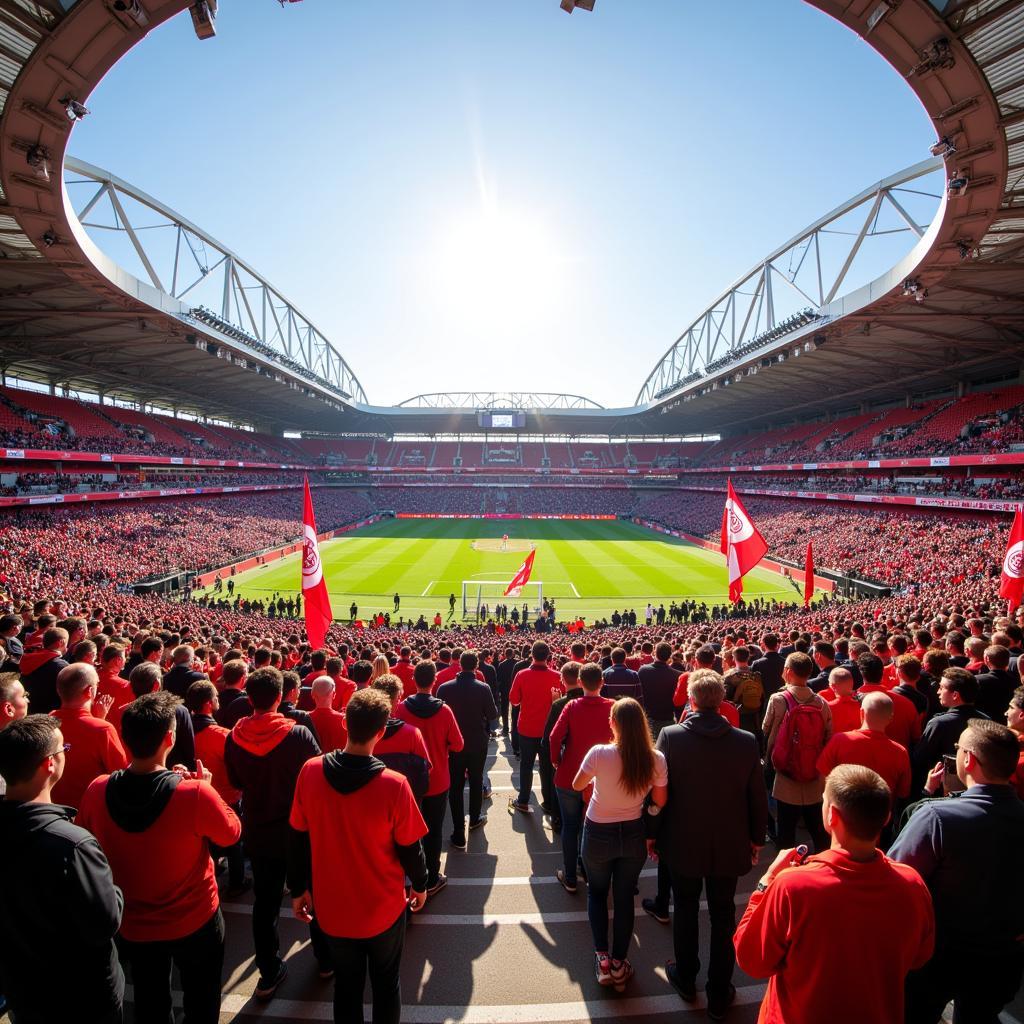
left=642, top=897, right=670, bottom=925
left=469, top=816, right=487, bottom=831
left=254, top=961, right=288, bottom=1001
left=594, top=952, right=613, bottom=986
left=427, top=873, right=448, bottom=895
left=507, top=798, right=531, bottom=814
left=610, top=958, right=634, bottom=992
left=665, top=962, right=696, bottom=1002
left=556, top=869, right=577, bottom=894
left=707, top=983, right=737, bottom=1021
left=449, top=834, right=467, bottom=850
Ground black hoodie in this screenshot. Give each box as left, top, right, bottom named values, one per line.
left=0, top=801, right=124, bottom=1024
left=288, top=753, right=428, bottom=895
left=104, top=769, right=181, bottom=832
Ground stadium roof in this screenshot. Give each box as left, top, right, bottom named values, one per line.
left=0, top=0, right=1022, bottom=436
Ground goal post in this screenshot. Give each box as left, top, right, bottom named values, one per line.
left=461, top=580, right=544, bottom=621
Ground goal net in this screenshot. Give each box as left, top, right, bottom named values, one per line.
left=461, top=580, right=544, bottom=621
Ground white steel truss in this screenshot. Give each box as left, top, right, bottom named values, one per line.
left=635, top=158, right=945, bottom=405
left=63, top=157, right=368, bottom=404
left=397, top=392, right=605, bottom=410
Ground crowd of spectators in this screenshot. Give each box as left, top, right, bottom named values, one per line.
left=2, top=471, right=324, bottom=498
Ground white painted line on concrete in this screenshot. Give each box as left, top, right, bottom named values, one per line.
left=443, top=868, right=658, bottom=887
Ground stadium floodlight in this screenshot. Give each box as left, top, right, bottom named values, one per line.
left=111, top=0, right=148, bottom=26
left=61, top=97, right=90, bottom=122
left=865, top=1, right=895, bottom=33
left=930, top=135, right=956, bottom=158
left=908, top=38, right=954, bottom=78
left=25, top=145, right=50, bottom=182
left=41, top=230, right=57, bottom=247
left=947, top=172, right=970, bottom=199
left=901, top=277, right=922, bottom=298
left=560, top=0, right=596, bottom=11
left=190, top=0, right=217, bottom=40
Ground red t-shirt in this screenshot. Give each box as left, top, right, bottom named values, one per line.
left=548, top=695, right=614, bottom=789
left=49, top=707, right=128, bottom=809
left=816, top=729, right=911, bottom=799
left=78, top=775, right=241, bottom=942
left=857, top=684, right=921, bottom=751
left=1014, top=737, right=1024, bottom=800
left=432, top=664, right=484, bottom=694
left=391, top=660, right=417, bottom=697
left=672, top=672, right=692, bottom=708
left=289, top=759, right=427, bottom=938
left=510, top=664, right=563, bottom=738
left=97, top=669, right=133, bottom=712
left=331, top=677, right=356, bottom=712
left=374, top=721, right=430, bottom=764
left=193, top=719, right=241, bottom=805
left=825, top=695, right=862, bottom=735
left=395, top=700, right=464, bottom=795
left=309, top=706, right=348, bottom=753
left=734, top=849, right=934, bottom=1024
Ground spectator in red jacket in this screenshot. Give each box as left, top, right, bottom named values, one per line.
left=734, top=764, right=934, bottom=1023
left=96, top=644, right=132, bottom=713
left=50, top=664, right=126, bottom=809
left=78, top=691, right=241, bottom=1024
left=823, top=667, right=861, bottom=733
left=510, top=641, right=563, bottom=813
left=186, top=680, right=247, bottom=896
left=309, top=677, right=348, bottom=753
left=288, top=688, right=428, bottom=1024
left=549, top=662, right=613, bottom=893
left=391, top=646, right=417, bottom=697
left=856, top=653, right=922, bottom=751
left=396, top=659, right=464, bottom=894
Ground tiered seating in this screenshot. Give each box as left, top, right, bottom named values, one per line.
left=885, top=388, right=1024, bottom=453
left=432, top=442, right=460, bottom=467
left=0, top=386, right=123, bottom=442
left=814, top=402, right=943, bottom=458
left=99, top=406, right=197, bottom=449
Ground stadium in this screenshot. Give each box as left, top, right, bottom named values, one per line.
left=1, top=0, right=1023, bottom=1022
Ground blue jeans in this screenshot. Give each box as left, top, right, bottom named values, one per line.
left=581, top=817, right=647, bottom=961
left=556, top=786, right=585, bottom=883
left=517, top=735, right=543, bottom=805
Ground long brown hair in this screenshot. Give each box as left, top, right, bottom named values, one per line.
left=611, top=698, right=657, bottom=797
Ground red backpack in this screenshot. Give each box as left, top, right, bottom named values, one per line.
left=771, top=691, right=826, bottom=783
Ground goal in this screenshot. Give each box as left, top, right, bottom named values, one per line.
left=461, top=580, right=544, bottom=621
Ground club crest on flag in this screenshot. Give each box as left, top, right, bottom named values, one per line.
left=1004, top=541, right=1023, bottom=580
left=302, top=524, right=323, bottom=587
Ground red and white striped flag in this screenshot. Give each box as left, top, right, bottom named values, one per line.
left=301, top=477, right=333, bottom=649
left=504, top=548, right=536, bottom=597
left=720, top=480, right=768, bottom=604
left=999, top=505, right=1024, bottom=613
left=804, top=542, right=814, bottom=608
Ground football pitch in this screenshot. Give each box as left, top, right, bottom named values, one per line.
left=198, top=518, right=815, bottom=624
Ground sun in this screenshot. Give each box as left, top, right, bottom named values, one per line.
left=429, top=205, right=564, bottom=328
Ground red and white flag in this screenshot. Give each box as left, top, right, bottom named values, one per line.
left=720, top=480, right=768, bottom=603
left=301, top=477, right=333, bottom=649
left=999, top=505, right=1024, bottom=613
left=804, top=542, right=814, bottom=608
left=504, top=548, right=536, bottom=597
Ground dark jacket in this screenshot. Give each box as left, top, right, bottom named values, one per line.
left=0, top=801, right=124, bottom=1024
left=19, top=649, right=69, bottom=715
left=912, top=705, right=991, bottom=789
left=162, top=664, right=207, bottom=700
left=974, top=669, right=1017, bottom=721
left=225, top=713, right=321, bottom=859
left=808, top=660, right=862, bottom=693
left=215, top=687, right=250, bottom=729
left=170, top=703, right=196, bottom=772
left=437, top=671, right=498, bottom=754
left=638, top=661, right=681, bottom=723
left=890, top=784, right=1024, bottom=955
left=280, top=702, right=321, bottom=746
left=496, top=657, right=518, bottom=696
left=655, top=710, right=769, bottom=878
left=602, top=664, right=643, bottom=705
left=751, top=651, right=785, bottom=697
left=542, top=686, right=584, bottom=745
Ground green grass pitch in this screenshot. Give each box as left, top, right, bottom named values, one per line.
left=198, top=518, right=816, bottom=624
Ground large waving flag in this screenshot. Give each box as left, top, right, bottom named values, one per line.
left=999, top=505, right=1024, bottom=613
left=302, top=477, right=333, bottom=649
left=720, top=480, right=768, bottom=604
left=804, top=542, right=815, bottom=608
left=504, top=548, right=537, bottom=597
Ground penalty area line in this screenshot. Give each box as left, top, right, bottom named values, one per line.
left=421, top=581, right=436, bottom=597
left=568, top=582, right=580, bottom=598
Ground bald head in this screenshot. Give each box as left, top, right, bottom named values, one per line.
left=56, top=663, right=99, bottom=706
left=861, top=691, right=894, bottom=731
left=829, top=667, right=854, bottom=697
left=311, top=675, right=336, bottom=708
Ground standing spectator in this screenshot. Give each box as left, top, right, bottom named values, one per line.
left=751, top=634, right=785, bottom=699
left=121, top=662, right=196, bottom=772
left=50, top=663, right=127, bottom=810
left=0, top=716, right=125, bottom=1024
left=601, top=647, right=644, bottom=704
left=573, top=697, right=667, bottom=991
left=97, top=645, right=133, bottom=713
left=763, top=652, right=832, bottom=853
left=548, top=663, right=613, bottom=893
left=509, top=641, right=562, bottom=814
left=1008, top=686, right=1024, bottom=799
left=308, top=677, right=348, bottom=753
left=857, top=654, right=921, bottom=752
left=288, top=688, right=428, bottom=1024
left=370, top=675, right=431, bottom=800
left=163, top=644, right=206, bottom=699
left=891, top=720, right=1024, bottom=1023
left=437, top=651, right=496, bottom=847
left=734, top=765, right=934, bottom=1023
left=638, top=642, right=680, bottom=738
left=540, top=660, right=584, bottom=835
left=78, top=692, right=241, bottom=1024
left=975, top=644, right=1017, bottom=721
left=391, top=646, right=416, bottom=697
left=654, top=670, right=768, bottom=1018
left=912, top=668, right=989, bottom=791
left=214, top=659, right=250, bottom=729
left=823, top=667, right=861, bottom=733
left=19, top=626, right=69, bottom=714
left=398, top=659, right=464, bottom=893
left=224, top=666, right=324, bottom=1000
left=495, top=647, right=518, bottom=744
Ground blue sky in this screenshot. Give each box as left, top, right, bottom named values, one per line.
left=70, top=0, right=936, bottom=407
